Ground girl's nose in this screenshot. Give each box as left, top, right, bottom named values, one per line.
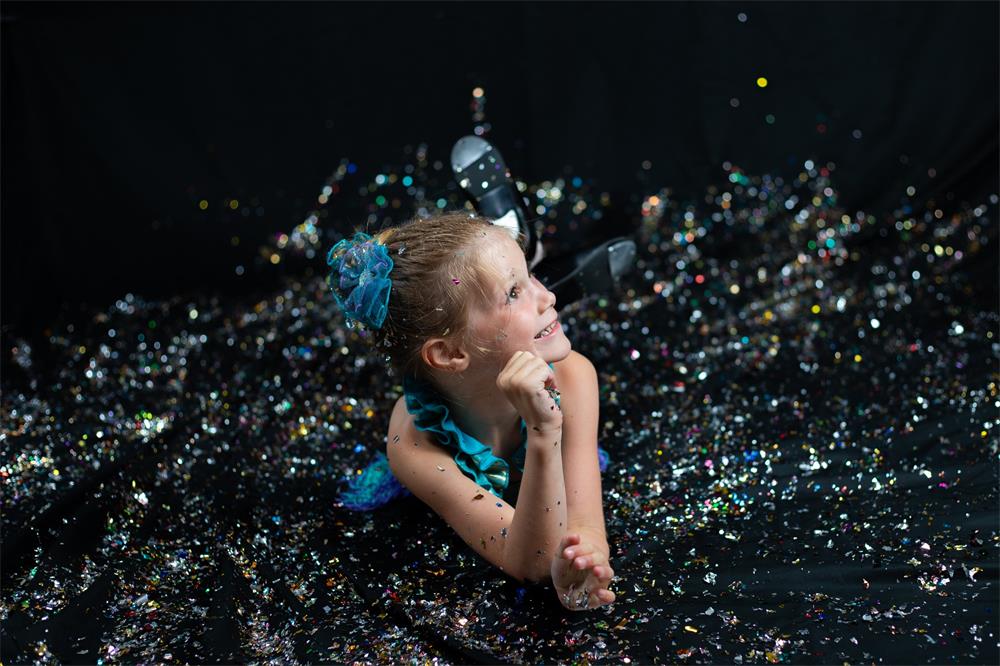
left=540, top=284, right=556, bottom=312
left=531, top=273, right=557, bottom=311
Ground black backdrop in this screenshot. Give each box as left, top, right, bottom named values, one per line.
left=3, top=2, right=1000, bottom=336
left=3, top=0, right=998, bottom=343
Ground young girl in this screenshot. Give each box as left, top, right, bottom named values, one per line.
left=327, top=212, right=616, bottom=611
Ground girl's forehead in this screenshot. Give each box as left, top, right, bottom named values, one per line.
left=479, top=233, right=526, bottom=277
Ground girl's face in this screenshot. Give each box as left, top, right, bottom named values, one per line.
left=467, top=233, right=572, bottom=367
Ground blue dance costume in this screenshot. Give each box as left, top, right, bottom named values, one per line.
left=340, top=372, right=609, bottom=510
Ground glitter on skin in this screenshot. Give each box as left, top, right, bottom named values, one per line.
left=1, top=150, right=996, bottom=663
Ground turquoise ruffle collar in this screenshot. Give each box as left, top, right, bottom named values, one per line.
left=402, top=374, right=527, bottom=498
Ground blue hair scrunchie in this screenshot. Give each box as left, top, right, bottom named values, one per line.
left=326, top=232, right=394, bottom=329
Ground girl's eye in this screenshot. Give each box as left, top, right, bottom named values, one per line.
left=508, top=285, right=520, bottom=300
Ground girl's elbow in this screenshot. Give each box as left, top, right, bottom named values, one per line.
left=522, top=569, right=551, bottom=585
left=502, top=559, right=551, bottom=585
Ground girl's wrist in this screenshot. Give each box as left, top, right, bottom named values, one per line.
left=523, top=435, right=564, bottom=463
left=526, top=427, right=563, bottom=449
left=527, top=421, right=562, bottom=435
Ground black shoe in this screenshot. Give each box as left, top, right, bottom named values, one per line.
left=536, top=237, right=637, bottom=309
left=450, top=135, right=638, bottom=308
left=450, top=135, right=544, bottom=268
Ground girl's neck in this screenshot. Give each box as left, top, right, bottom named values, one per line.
left=431, top=371, right=524, bottom=459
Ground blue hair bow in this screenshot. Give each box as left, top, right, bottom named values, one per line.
left=326, top=232, right=394, bottom=329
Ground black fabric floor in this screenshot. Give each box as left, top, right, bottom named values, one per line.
left=2, top=163, right=997, bottom=663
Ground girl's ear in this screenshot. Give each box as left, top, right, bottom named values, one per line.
left=421, top=337, right=470, bottom=373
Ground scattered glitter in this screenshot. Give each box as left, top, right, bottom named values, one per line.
left=2, top=141, right=996, bottom=664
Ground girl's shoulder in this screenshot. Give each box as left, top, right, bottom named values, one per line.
left=388, top=394, right=413, bottom=431
left=387, top=396, right=426, bottom=447
left=552, top=349, right=598, bottom=387
left=384, top=396, right=486, bottom=521
left=551, top=350, right=599, bottom=414
left=386, top=396, right=447, bottom=465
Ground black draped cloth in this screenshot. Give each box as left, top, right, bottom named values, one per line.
left=2, top=161, right=997, bottom=664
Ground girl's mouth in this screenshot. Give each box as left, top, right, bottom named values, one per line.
left=535, top=320, right=560, bottom=339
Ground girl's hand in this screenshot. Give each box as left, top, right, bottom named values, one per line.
left=551, top=533, right=616, bottom=610
left=496, top=351, right=563, bottom=433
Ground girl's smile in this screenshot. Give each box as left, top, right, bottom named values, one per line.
left=469, top=233, right=572, bottom=364
left=534, top=319, right=561, bottom=340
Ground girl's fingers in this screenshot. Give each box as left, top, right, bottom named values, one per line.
left=561, top=535, right=586, bottom=560
left=503, top=351, right=529, bottom=377
left=535, top=357, right=556, bottom=383
left=558, top=534, right=581, bottom=557
left=588, top=588, right=615, bottom=608
left=510, top=352, right=539, bottom=376
left=520, top=354, right=551, bottom=379
left=594, top=565, right=615, bottom=581
left=561, top=585, right=615, bottom=611
left=574, top=555, right=593, bottom=570
left=506, top=350, right=537, bottom=376
left=524, top=360, right=554, bottom=392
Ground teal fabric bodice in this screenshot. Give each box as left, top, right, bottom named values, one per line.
left=402, top=373, right=560, bottom=499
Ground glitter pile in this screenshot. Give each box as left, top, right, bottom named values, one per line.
left=2, top=151, right=997, bottom=663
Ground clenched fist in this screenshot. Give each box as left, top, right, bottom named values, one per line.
left=495, top=351, right=562, bottom=434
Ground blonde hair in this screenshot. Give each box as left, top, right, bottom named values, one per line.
left=332, top=212, right=526, bottom=380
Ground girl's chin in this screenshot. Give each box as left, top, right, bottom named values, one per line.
left=533, top=334, right=572, bottom=358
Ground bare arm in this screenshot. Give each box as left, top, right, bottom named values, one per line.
left=502, top=426, right=567, bottom=581
left=553, top=351, right=608, bottom=554
left=546, top=350, right=616, bottom=609
left=385, top=397, right=565, bottom=582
